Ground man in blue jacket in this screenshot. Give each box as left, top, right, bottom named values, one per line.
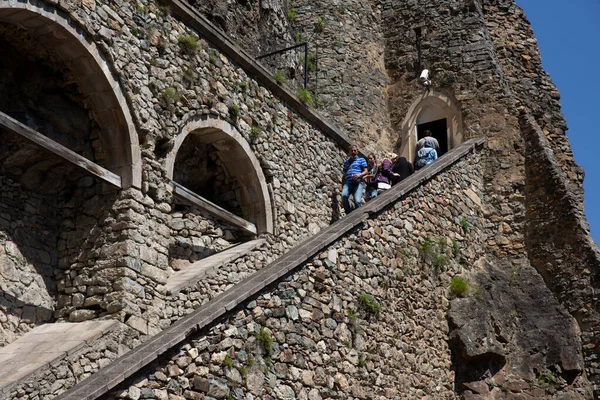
left=341, top=145, right=368, bottom=214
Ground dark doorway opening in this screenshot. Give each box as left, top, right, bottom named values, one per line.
left=417, top=118, right=448, bottom=156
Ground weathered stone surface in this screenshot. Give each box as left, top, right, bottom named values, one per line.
left=0, top=0, right=598, bottom=399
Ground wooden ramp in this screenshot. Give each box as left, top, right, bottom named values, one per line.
left=0, top=321, right=118, bottom=397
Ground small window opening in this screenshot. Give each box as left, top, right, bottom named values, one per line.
left=417, top=118, right=448, bottom=156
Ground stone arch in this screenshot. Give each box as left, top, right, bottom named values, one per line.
left=0, top=1, right=141, bottom=188
left=166, top=116, right=274, bottom=235
left=399, top=91, right=463, bottom=163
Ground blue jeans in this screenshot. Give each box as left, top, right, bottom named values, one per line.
left=364, top=184, right=378, bottom=201
left=342, top=180, right=364, bottom=214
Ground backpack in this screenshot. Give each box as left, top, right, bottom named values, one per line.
left=415, top=146, right=438, bottom=168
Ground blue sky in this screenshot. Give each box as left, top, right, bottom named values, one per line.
left=516, top=0, right=600, bottom=245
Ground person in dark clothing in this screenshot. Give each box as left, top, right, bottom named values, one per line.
left=390, top=153, right=414, bottom=185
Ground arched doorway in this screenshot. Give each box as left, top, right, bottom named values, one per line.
left=0, top=2, right=141, bottom=188
left=399, top=92, right=463, bottom=163
left=0, top=1, right=142, bottom=334
left=166, top=116, right=273, bottom=235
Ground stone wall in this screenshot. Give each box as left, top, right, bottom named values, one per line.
left=101, top=151, right=590, bottom=400
left=0, top=0, right=353, bottom=340
left=186, top=0, right=292, bottom=57
left=1, top=0, right=599, bottom=398
left=0, top=172, right=57, bottom=344
left=380, top=0, right=514, bottom=142
left=289, top=0, right=394, bottom=152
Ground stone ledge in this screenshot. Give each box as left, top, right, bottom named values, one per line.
left=53, top=137, right=484, bottom=400
left=165, top=238, right=266, bottom=295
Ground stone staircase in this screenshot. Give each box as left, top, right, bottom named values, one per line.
left=0, top=138, right=483, bottom=399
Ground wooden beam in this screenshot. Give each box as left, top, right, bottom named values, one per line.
left=0, top=111, right=122, bottom=188
left=171, top=181, right=257, bottom=235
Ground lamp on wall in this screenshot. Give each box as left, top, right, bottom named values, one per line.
left=420, top=69, right=432, bottom=89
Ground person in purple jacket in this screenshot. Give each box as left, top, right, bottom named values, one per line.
left=341, top=145, right=368, bottom=214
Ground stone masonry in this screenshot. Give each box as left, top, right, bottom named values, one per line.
left=93, top=149, right=587, bottom=400
left=0, top=0, right=599, bottom=398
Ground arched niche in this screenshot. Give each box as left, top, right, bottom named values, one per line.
left=399, top=92, right=463, bottom=163
left=166, top=116, right=274, bottom=235
left=0, top=1, right=141, bottom=188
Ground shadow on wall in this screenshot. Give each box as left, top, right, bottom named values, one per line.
left=173, top=139, right=244, bottom=217
left=0, top=140, right=121, bottom=339
left=168, top=205, right=249, bottom=271
left=0, top=291, right=54, bottom=345
left=330, top=188, right=341, bottom=223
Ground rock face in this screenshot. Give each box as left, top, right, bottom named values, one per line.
left=0, top=0, right=599, bottom=398
left=448, top=256, right=586, bottom=398
left=188, top=0, right=293, bottom=57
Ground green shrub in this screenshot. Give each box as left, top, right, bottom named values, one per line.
left=358, top=353, right=367, bottom=367
left=239, top=365, right=248, bottom=379
left=302, top=51, right=317, bottom=71
left=255, top=327, right=273, bottom=356
left=432, top=254, right=447, bottom=269
left=537, top=371, right=559, bottom=387
left=449, top=276, right=468, bottom=297
left=273, top=70, right=285, bottom=85
left=222, top=354, right=233, bottom=368
left=178, top=35, right=198, bottom=55
left=295, top=32, right=303, bottom=43
left=136, top=2, right=146, bottom=13
left=357, top=293, right=382, bottom=315
left=314, top=17, right=325, bottom=33
left=228, top=104, right=240, bottom=120
left=460, top=216, right=470, bottom=233
left=209, top=49, right=219, bottom=65
left=239, top=81, right=249, bottom=92
left=130, top=27, right=139, bottom=37
left=158, top=4, right=170, bottom=16
left=161, top=86, right=182, bottom=105
left=287, top=8, right=297, bottom=21
left=347, top=309, right=358, bottom=321
left=452, top=239, right=460, bottom=257
left=296, top=88, right=313, bottom=106
left=314, top=95, right=324, bottom=108
left=182, top=67, right=196, bottom=82
left=471, top=283, right=482, bottom=300
left=418, top=238, right=435, bottom=257
left=250, top=125, right=262, bottom=140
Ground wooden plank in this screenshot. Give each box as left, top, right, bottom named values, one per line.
left=171, top=181, right=257, bottom=235
left=0, top=111, right=122, bottom=188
